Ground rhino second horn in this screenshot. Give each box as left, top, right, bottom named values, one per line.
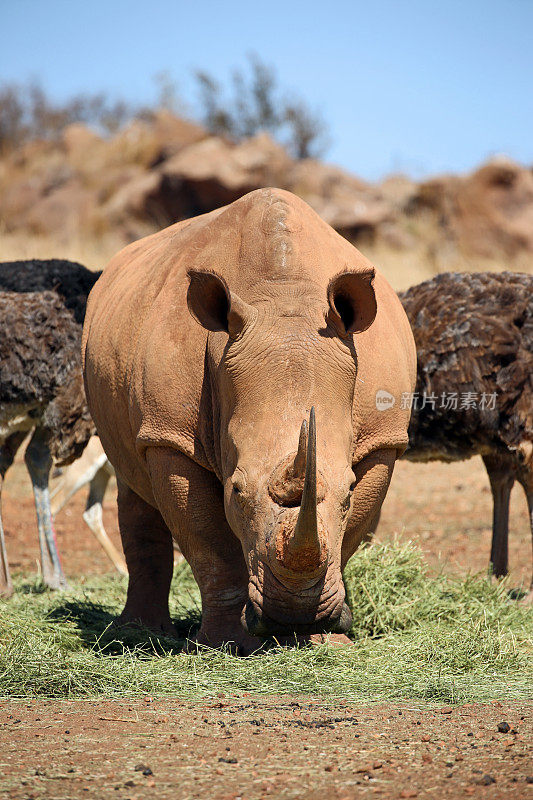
left=293, top=418, right=308, bottom=478
left=285, top=407, right=322, bottom=568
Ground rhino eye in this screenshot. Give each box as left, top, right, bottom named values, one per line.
left=232, top=472, right=246, bottom=495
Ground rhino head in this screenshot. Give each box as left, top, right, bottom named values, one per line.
left=187, top=266, right=376, bottom=638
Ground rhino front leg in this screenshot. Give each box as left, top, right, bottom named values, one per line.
left=116, top=479, right=176, bottom=635
left=146, top=447, right=261, bottom=655
left=341, top=448, right=397, bottom=567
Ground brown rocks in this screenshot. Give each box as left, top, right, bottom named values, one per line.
left=1, top=113, right=532, bottom=274
left=406, top=156, right=533, bottom=261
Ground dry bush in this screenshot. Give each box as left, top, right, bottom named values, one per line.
left=1, top=58, right=329, bottom=160
left=194, top=54, right=330, bottom=159
left=0, top=82, right=137, bottom=154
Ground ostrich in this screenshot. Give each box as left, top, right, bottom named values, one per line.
left=50, top=436, right=127, bottom=575
left=0, top=259, right=101, bottom=596
left=399, top=271, right=532, bottom=594
left=0, top=258, right=101, bottom=324
left=0, top=259, right=130, bottom=581
left=0, top=290, right=95, bottom=595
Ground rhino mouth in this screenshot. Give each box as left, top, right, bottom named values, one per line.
left=241, top=597, right=352, bottom=637
left=241, top=564, right=352, bottom=637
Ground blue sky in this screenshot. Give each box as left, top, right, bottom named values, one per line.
left=2, top=0, right=532, bottom=180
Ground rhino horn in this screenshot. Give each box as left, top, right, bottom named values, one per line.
left=293, top=417, right=308, bottom=478
left=285, top=407, right=322, bottom=569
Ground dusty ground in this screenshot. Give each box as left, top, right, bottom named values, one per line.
left=1, top=454, right=532, bottom=799
left=0, top=699, right=531, bottom=799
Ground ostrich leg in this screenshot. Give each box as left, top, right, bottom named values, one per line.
left=50, top=438, right=108, bottom=513
left=24, top=427, right=67, bottom=589
left=83, top=465, right=127, bottom=575
left=0, top=432, right=27, bottom=598
left=50, top=447, right=126, bottom=575
left=524, top=490, right=533, bottom=602
left=482, top=455, right=514, bottom=579
left=517, top=464, right=533, bottom=602
left=0, top=472, right=10, bottom=597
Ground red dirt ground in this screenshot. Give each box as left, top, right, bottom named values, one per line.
left=1, top=455, right=532, bottom=800
left=0, top=699, right=531, bottom=799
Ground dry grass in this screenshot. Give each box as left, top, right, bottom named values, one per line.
left=364, top=241, right=533, bottom=292
left=1, top=541, right=531, bottom=702
left=0, top=229, right=123, bottom=271
left=362, top=226, right=533, bottom=291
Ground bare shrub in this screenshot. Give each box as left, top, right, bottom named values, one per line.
left=194, top=54, right=330, bottom=159
left=0, top=57, right=329, bottom=160
left=0, top=82, right=136, bottom=152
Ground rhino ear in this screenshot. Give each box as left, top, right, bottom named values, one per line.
left=326, top=269, right=377, bottom=336
left=187, top=270, right=256, bottom=339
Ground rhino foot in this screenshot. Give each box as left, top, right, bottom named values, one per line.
left=186, top=625, right=263, bottom=656
left=185, top=629, right=354, bottom=655
left=519, top=587, right=533, bottom=605
left=113, top=610, right=178, bottom=638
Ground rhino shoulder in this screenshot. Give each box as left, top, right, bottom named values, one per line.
left=352, top=272, right=417, bottom=463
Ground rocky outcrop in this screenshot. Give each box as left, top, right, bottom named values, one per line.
left=406, top=158, right=533, bottom=260
left=1, top=113, right=532, bottom=271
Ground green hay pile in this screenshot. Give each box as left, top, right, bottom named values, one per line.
left=1, top=541, right=531, bottom=702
